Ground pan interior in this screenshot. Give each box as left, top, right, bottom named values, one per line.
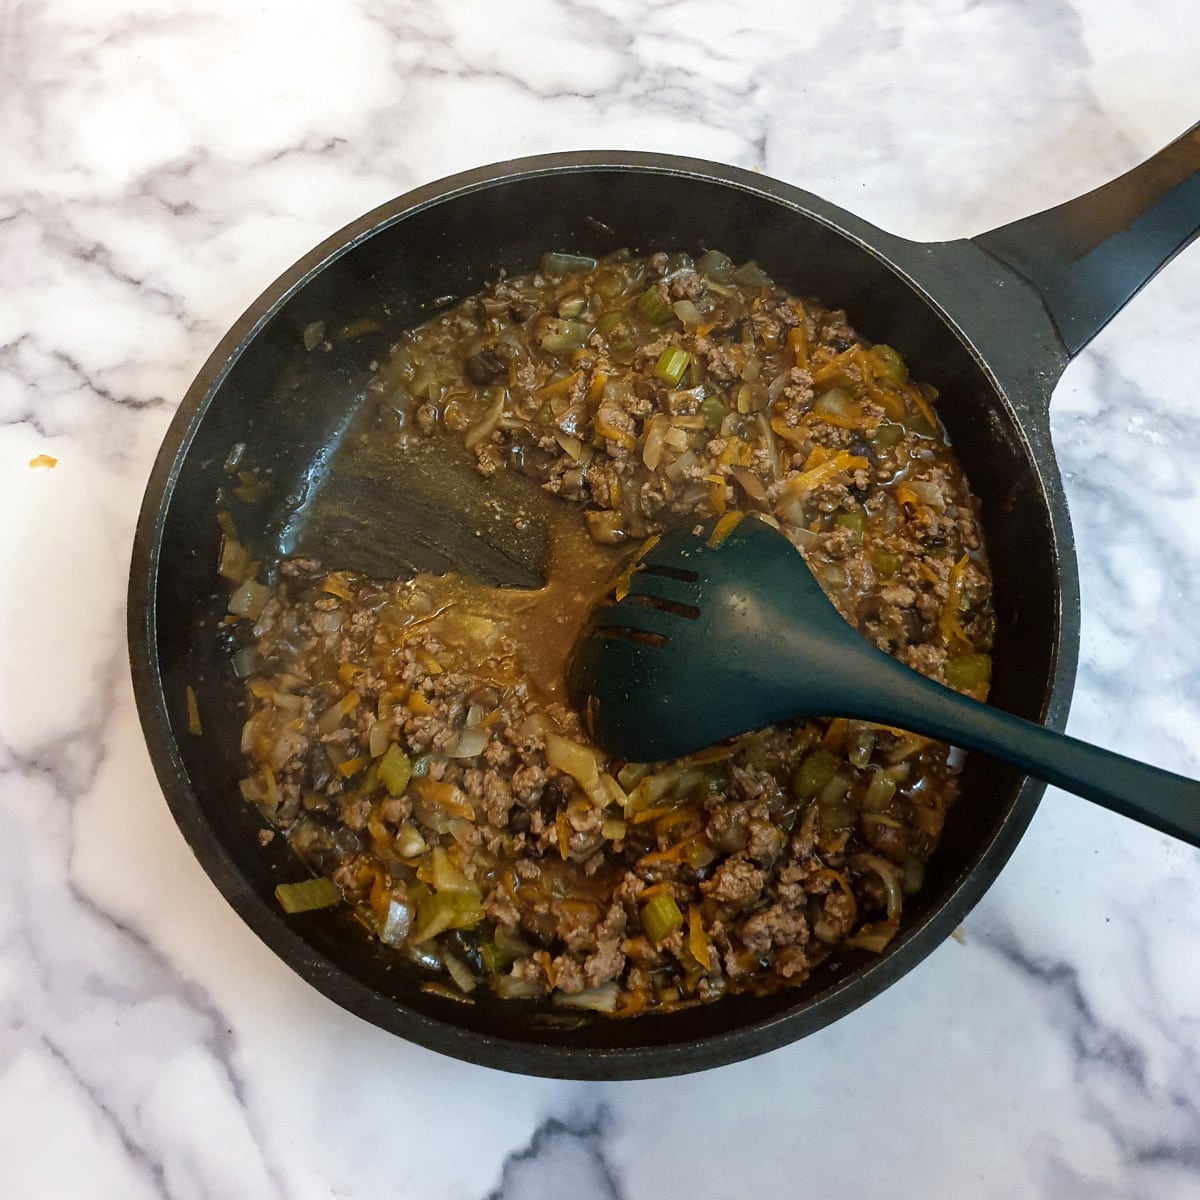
left=147, top=166, right=1059, bottom=1069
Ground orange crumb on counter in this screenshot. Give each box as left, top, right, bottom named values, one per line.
left=29, top=454, right=58, bottom=469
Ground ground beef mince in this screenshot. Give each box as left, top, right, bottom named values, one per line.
left=226, top=249, right=995, bottom=1015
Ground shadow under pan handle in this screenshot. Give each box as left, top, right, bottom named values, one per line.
left=973, top=122, right=1200, bottom=358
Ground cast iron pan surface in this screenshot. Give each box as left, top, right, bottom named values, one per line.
left=130, top=127, right=1199, bottom=1078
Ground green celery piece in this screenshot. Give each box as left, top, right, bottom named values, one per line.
left=944, top=653, right=992, bottom=691
left=791, top=748, right=838, bottom=800
left=835, top=511, right=865, bottom=543
left=275, top=877, right=341, bottom=914
left=637, top=287, right=674, bottom=325
left=641, top=892, right=684, bottom=943
left=379, top=744, right=412, bottom=796
left=654, top=348, right=692, bottom=386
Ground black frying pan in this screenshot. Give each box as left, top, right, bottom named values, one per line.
left=129, top=126, right=1200, bottom=1079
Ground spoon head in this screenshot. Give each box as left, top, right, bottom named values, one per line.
left=567, top=515, right=861, bottom=761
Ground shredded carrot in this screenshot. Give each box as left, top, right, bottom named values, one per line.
left=823, top=717, right=849, bottom=747
left=408, top=693, right=433, bottom=715
left=893, top=483, right=920, bottom=512
left=703, top=473, right=727, bottom=515
left=595, top=415, right=636, bottom=450
left=809, top=399, right=864, bottom=431
left=810, top=349, right=857, bottom=390
left=336, top=756, right=366, bottom=778
left=687, top=905, right=710, bottom=970
left=908, top=382, right=939, bottom=430
left=637, top=845, right=690, bottom=867
left=555, top=810, right=570, bottom=860
left=321, top=573, right=356, bottom=601
left=585, top=371, right=607, bottom=404
left=653, top=808, right=699, bottom=837
left=707, top=510, right=744, bottom=548
left=615, top=988, right=648, bottom=1017
left=786, top=323, right=809, bottom=368
left=185, top=686, right=203, bottom=736
left=638, top=882, right=671, bottom=900
left=940, top=555, right=973, bottom=649
left=415, top=648, right=444, bottom=675
left=537, top=369, right=583, bottom=399
left=801, top=445, right=830, bottom=471
left=631, top=804, right=678, bottom=825
left=769, top=416, right=808, bottom=448
left=780, top=450, right=868, bottom=497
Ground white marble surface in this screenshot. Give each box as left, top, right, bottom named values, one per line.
left=2, top=1, right=1199, bottom=1196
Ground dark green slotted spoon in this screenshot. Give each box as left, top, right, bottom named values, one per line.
left=566, top=515, right=1200, bottom=847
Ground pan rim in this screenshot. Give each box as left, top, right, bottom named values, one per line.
left=128, top=150, right=1076, bottom=1078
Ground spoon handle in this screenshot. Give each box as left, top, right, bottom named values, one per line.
left=841, top=653, right=1200, bottom=848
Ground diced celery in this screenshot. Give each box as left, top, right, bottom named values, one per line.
left=641, top=892, right=684, bottom=943
left=411, top=890, right=485, bottom=944
left=541, top=251, right=597, bottom=276
left=636, top=287, right=675, bottom=325
left=835, top=511, right=865, bottom=544
left=871, top=421, right=904, bottom=448
left=873, top=549, right=901, bottom=577
left=275, top=877, right=341, bottom=914
left=944, top=653, right=992, bottom=691
left=696, top=249, right=734, bottom=282
left=791, top=748, right=838, bottom=800
left=870, top=344, right=909, bottom=386
left=700, top=395, right=727, bottom=434
left=597, top=310, right=625, bottom=337
left=654, top=348, right=692, bottom=386
left=732, top=260, right=773, bottom=288
left=379, top=744, right=412, bottom=796
left=539, top=319, right=592, bottom=355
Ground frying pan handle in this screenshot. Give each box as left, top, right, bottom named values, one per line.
left=972, top=123, right=1200, bottom=358
left=838, top=647, right=1200, bottom=848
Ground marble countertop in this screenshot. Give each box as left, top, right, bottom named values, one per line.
left=3, top=1, right=1199, bottom=1196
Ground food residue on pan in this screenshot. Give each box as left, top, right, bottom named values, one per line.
left=220, top=248, right=994, bottom=1015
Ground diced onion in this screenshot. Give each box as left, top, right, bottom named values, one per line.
left=231, top=645, right=259, bottom=678
left=464, top=391, right=506, bottom=449
left=380, top=899, right=413, bottom=947
left=862, top=768, right=898, bottom=812
left=228, top=579, right=270, bottom=620
left=449, top=727, right=489, bottom=758
left=851, top=854, right=904, bottom=923
left=368, top=720, right=391, bottom=758
left=493, top=971, right=545, bottom=1000
left=441, top=948, right=478, bottom=993
left=671, top=299, right=702, bottom=326
left=553, top=982, right=620, bottom=1012
left=545, top=732, right=600, bottom=791
left=642, top=414, right=669, bottom=471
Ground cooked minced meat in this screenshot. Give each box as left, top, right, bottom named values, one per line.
left=228, top=248, right=994, bottom=1015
